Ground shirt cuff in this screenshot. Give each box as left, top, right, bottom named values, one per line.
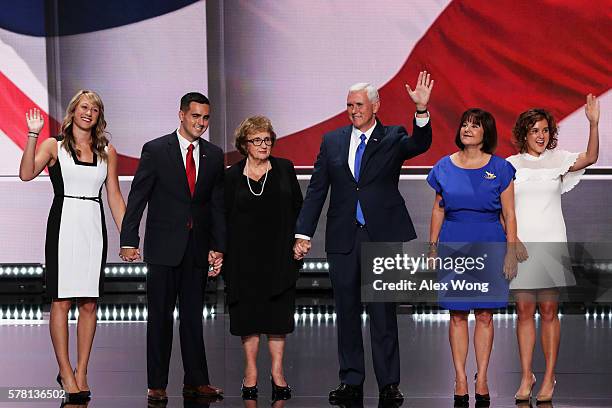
left=295, top=234, right=311, bottom=240
left=414, top=112, right=430, bottom=127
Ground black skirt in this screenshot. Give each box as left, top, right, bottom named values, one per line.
left=229, top=285, right=296, bottom=336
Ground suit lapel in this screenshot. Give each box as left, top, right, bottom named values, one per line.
left=167, top=134, right=191, bottom=198
left=193, top=138, right=208, bottom=197
left=360, top=120, right=385, bottom=177
left=338, top=126, right=354, bottom=181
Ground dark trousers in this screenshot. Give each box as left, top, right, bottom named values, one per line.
left=327, top=227, right=400, bottom=389
left=146, top=234, right=209, bottom=389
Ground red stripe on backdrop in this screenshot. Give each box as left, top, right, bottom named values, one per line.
left=0, top=71, right=56, bottom=146
left=266, top=0, right=612, bottom=167
left=0, top=71, right=139, bottom=175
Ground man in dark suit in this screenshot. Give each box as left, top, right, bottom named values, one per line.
left=119, top=92, right=225, bottom=402
left=294, top=72, right=434, bottom=403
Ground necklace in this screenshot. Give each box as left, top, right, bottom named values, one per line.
left=245, top=158, right=269, bottom=196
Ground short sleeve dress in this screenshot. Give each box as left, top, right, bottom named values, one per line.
left=427, top=155, right=515, bottom=310
left=506, top=149, right=581, bottom=289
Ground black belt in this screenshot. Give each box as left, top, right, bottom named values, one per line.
left=62, top=195, right=101, bottom=203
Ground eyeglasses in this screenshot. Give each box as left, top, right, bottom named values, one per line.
left=246, top=137, right=273, bottom=146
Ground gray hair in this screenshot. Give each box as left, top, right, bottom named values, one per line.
left=348, top=83, right=379, bottom=103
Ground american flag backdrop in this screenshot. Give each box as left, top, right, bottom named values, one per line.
left=0, top=0, right=611, bottom=262
left=1, top=0, right=611, bottom=174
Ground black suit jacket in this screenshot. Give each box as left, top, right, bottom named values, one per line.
left=296, top=118, right=432, bottom=253
left=120, top=132, right=226, bottom=266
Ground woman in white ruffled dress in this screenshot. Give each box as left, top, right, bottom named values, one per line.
left=507, top=94, right=600, bottom=404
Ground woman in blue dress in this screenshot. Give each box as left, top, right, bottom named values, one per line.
left=427, top=108, right=519, bottom=405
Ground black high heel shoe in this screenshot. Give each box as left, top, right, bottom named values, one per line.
left=474, top=373, right=490, bottom=406
left=453, top=377, right=469, bottom=407
left=241, top=378, right=258, bottom=400
left=270, top=375, right=292, bottom=401
left=56, top=373, right=88, bottom=403
left=73, top=369, right=91, bottom=398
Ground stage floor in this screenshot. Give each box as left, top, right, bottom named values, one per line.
left=1, top=306, right=611, bottom=408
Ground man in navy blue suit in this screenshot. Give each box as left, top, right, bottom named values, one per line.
left=294, top=72, right=434, bottom=402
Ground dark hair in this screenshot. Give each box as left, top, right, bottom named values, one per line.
left=455, top=108, right=497, bottom=154
left=234, top=116, right=277, bottom=156
left=512, top=108, right=558, bottom=153
left=180, top=92, right=210, bottom=112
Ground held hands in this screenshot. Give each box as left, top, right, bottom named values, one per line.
left=119, top=247, right=141, bottom=262
left=25, top=108, right=45, bottom=135
left=293, top=238, right=311, bottom=260
left=405, top=71, right=434, bottom=111
left=585, top=93, right=600, bottom=124
left=208, top=250, right=223, bottom=277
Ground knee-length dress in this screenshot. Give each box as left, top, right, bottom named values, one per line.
left=224, top=157, right=303, bottom=336
left=45, top=139, right=108, bottom=299
left=507, top=150, right=581, bottom=289
left=427, top=155, right=515, bottom=310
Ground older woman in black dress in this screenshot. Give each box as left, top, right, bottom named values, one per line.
left=224, top=116, right=303, bottom=400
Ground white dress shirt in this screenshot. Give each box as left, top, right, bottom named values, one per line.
left=176, top=128, right=200, bottom=179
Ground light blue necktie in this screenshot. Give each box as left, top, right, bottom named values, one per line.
left=354, top=134, right=366, bottom=225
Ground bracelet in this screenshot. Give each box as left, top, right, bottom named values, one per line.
left=28, top=134, right=39, bottom=138
left=416, top=108, right=428, bottom=114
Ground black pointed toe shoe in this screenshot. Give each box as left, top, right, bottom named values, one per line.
left=270, top=376, right=292, bottom=401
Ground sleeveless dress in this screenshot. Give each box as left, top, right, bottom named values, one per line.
left=427, top=155, right=515, bottom=310
left=45, top=139, right=108, bottom=299
left=506, top=149, right=581, bottom=289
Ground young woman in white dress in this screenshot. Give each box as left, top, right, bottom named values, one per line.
left=507, top=94, right=600, bottom=403
left=19, top=90, right=126, bottom=402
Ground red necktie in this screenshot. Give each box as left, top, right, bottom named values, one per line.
left=186, top=144, right=196, bottom=196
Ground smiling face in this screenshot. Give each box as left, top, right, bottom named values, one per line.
left=525, top=119, right=550, bottom=156
left=72, top=96, right=100, bottom=131
left=346, top=90, right=379, bottom=132
left=459, top=120, right=485, bottom=148
left=179, top=102, right=210, bottom=141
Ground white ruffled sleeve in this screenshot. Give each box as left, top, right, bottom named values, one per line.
left=559, top=150, right=584, bottom=194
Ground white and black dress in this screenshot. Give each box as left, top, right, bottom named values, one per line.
left=45, top=138, right=108, bottom=299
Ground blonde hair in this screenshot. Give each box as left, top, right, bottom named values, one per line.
left=61, top=90, right=109, bottom=161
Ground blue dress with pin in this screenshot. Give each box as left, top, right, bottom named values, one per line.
left=427, top=155, right=516, bottom=310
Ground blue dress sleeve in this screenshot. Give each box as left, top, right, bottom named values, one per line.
left=427, top=163, right=445, bottom=207
left=426, top=164, right=442, bottom=194
left=498, top=159, right=516, bottom=192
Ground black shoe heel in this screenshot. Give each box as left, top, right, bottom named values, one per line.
left=474, top=373, right=490, bottom=407
left=56, top=373, right=88, bottom=403
left=453, top=393, right=469, bottom=407
left=270, top=376, right=292, bottom=401
left=73, top=368, right=91, bottom=399
left=241, top=379, right=258, bottom=400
